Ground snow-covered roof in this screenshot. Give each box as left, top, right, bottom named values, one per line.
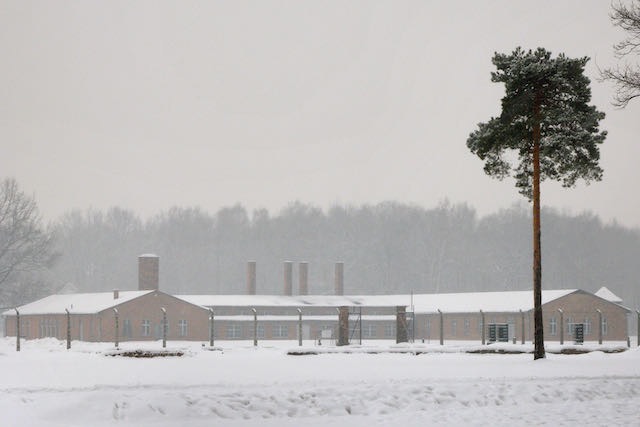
left=2, top=291, right=154, bottom=316
left=594, top=286, right=623, bottom=304
left=177, top=289, right=578, bottom=313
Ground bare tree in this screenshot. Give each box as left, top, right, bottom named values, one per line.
left=601, top=1, right=640, bottom=107
left=0, top=178, right=55, bottom=302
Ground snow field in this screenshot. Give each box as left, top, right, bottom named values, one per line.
left=1, top=338, right=639, bottom=426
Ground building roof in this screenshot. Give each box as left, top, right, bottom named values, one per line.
left=594, top=286, right=623, bottom=304
left=177, top=289, right=580, bottom=314
left=4, top=287, right=627, bottom=317
left=2, top=291, right=153, bottom=316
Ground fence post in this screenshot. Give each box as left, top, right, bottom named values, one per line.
left=14, top=308, right=20, bottom=352
left=438, top=309, right=443, bottom=346
left=65, top=309, right=71, bottom=350
left=396, top=306, right=408, bottom=344
left=480, top=310, right=485, bottom=345
left=636, top=310, right=639, bottom=347
left=113, top=308, right=119, bottom=348
left=297, top=308, right=302, bottom=346
left=209, top=309, right=214, bottom=347
left=596, top=309, right=602, bottom=345
left=558, top=309, right=564, bottom=345
left=161, top=307, right=167, bottom=348
left=252, top=308, right=258, bottom=347
left=338, top=306, right=349, bottom=346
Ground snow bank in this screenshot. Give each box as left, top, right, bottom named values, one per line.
left=1, top=338, right=638, bottom=426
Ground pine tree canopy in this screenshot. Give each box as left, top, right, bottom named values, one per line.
left=467, top=47, right=607, bottom=199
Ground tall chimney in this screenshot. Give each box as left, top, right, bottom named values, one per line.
left=284, top=261, right=293, bottom=296
left=138, top=254, right=159, bottom=291
left=334, top=262, right=344, bottom=296
left=299, top=262, right=309, bottom=295
left=247, top=261, right=257, bottom=295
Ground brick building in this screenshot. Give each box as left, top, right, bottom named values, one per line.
left=2, top=256, right=633, bottom=344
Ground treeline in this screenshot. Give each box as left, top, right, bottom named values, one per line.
left=46, top=201, right=640, bottom=310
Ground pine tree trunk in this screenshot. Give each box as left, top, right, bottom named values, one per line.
left=532, top=94, right=546, bottom=360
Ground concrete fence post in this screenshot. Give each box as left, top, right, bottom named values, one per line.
left=520, top=309, right=525, bottom=344
left=338, top=306, right=349, bottom=346
left=113, top=308, right=119, bottom=348
left=14, top=308, right=20, bottom=352
left=65, top=309, right=71, bottom=350
left=438, top=309, right=443, bottom=346
left=480, top=310, right=485, bottom=345
left=209, top=309, right=215, bottom=347
left=396, top=306, right=408, bottom=344
left=596, top=309, right=603, bottom=345
left=161, top=307, right=167, bottom=348
left=558, top=309, right=564, bottom=345
left=252, top=308, right=258, bottom=347
left=297, top=308, right=303, bottom=346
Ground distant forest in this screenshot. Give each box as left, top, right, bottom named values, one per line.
left=43, top=201, right=639, bottom=311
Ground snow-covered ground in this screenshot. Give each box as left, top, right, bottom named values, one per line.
left=1, top=338, right=639, bottom=426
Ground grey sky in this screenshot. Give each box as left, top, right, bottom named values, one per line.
left=2, top=1, right=639, bottom=227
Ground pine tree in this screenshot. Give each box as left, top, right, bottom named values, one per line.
left=467, top=48, right=607, bottom=360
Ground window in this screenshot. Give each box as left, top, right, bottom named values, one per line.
left=249, top=322, right=264, bottom=338
left=362, top=324, right=377, bottom=338
left=584, top=318, right=592, bottom=335
left=451, top=320, right=457, bottom=337
left=549, top=317, right=557, bottom=336
left=39, top=318, right=58, bottom=338
left=123, top=319, right=132, bottom=338
left=463, top=319, right=471, bottom=336
left=602, top=317, right=608, bottom=336
left=566, top=317, right=574, bottom=335
left=273, top=324, right=289, bottom=338
left=227, top=324, right=242, bottom=339
left=178, top=320, right=188, bottom=337
left=384, top=324, right=395, bottom=338
left=141, top=320, right=151, bottom=337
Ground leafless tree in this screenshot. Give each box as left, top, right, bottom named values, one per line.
left=601, top=1, right=640, bottom=107
left=0, top=178, right=55, bottom=301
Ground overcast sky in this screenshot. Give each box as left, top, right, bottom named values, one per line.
left=2, top=1, right=639, bottom=228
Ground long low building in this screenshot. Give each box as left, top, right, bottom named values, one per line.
left=2, top=255, right=633, bottom=344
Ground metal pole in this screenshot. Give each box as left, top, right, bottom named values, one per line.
left=113, top=308, right=119, bottom=348
left=252, top=308, right=257, bottom=347
left=558, top=309, right=564, bottom=345
left=637, top=310, right=639, bottom=347
left=480, top=310, right=485, bottom=345
left=438, top=309, right=443, bottom=346
left=297, top=308, right=302, bottom=346
left=359, top=307, right=362, bottom=345
left=14, top=308, right=20, bottom=352
left=520, top=309, right=525, bottom=344
left=209, top=308, right=214, bottom=347
left=161, top=307, right=167, bottom=348
left=596, top=309, right=602, bottom=345
left=65, top=309, right=71, bottom=350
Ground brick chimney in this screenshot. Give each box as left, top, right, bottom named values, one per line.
left=138, top=254, right=159, bottom=291
left=247, top=261, right=256, bottom=295
left=113, top=289, right=119, bottom=299
left=299, top=262, right=308, bottom=295
left=335, top=262, right=344, bottom=296
left=284, top=261, right=293, bottom=296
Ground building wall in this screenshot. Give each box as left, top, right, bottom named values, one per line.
left=4, top=291, right=210, bottom=342
left=96, top=291, right=210, bottom=342
left=3, top=290, right=630, bottom=343
left=541, top=291, right=629, bottom=341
